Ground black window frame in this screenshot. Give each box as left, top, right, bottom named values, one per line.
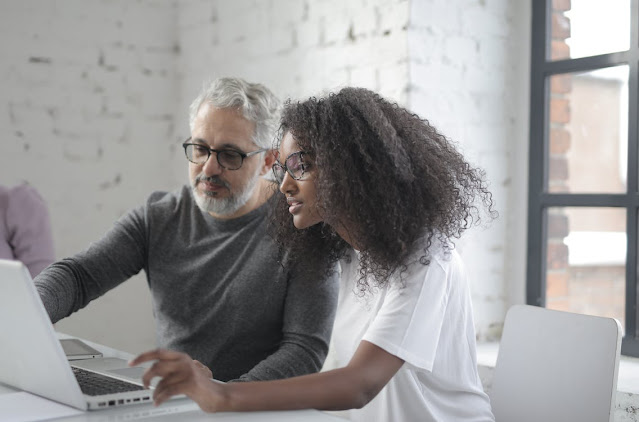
left=528, top=0, right=639, bottom=356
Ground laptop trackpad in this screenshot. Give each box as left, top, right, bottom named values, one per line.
left=108, top=366, right=147, bottom=381
left=72, top=357, right=131, bottom=370
left=105, top=364, right=159, bottom=387
left=72, top=357, right=156, bottom=385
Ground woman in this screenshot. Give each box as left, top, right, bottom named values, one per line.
left=130, top=87, right=496, bottom=421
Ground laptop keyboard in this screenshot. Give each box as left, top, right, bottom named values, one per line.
left=72, top=367, right=145, bottom=396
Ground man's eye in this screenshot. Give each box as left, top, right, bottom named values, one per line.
left=219, top=150, right=240, bottom=159
left=194, top=145, right=208, bottom=153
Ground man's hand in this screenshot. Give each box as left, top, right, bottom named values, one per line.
left=129, top=349, right=226, bottom=411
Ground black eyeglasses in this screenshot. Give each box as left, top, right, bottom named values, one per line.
left=272, top=151, right=311, bottom=184
left=182, top=138, right=268, bottom=170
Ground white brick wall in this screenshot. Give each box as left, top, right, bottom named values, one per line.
left=174, top=0, right=411, bottom=140
left=407, top=0, right=531, bottom=340
left=0, top=0, right=180, bottom=353
left=0, top=0, right=530, bottom=354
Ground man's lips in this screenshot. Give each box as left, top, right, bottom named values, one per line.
left=198, top=180, right=227, bottom=192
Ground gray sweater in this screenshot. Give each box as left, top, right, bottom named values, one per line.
left=35, top=185, right=338, bottom=382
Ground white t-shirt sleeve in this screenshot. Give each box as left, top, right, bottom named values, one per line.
left=362, top=258, right=451, bottom=372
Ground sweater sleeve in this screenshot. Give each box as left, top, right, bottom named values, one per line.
left=234, top=265, right=339, bottom=382
left=34, top=205, right=149, bottom=323
left=5, top=184, right=55, bottom=277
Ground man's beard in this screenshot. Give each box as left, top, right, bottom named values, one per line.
left=192, top=168, right=262, bottom=216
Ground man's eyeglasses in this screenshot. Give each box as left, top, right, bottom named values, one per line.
left=272, top=151, right=310, bottom=184
left=182, top=138, right=267, bottom=170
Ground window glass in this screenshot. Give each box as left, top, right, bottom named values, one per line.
left=547, top=66, right=629, bottom=193
left=550, top=0, right=630, bottom=61
left=545, top=206, right=626, bottom=334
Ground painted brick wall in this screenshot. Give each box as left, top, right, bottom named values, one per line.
left=0, top=0, right=530, bottom=352
left=408, top=0, right=531, bottom=340
left=174, top=0, right=529, bottom=341
left=0, top=0, right=180, bottom=352
left=173, top=0, right=411, bottom=146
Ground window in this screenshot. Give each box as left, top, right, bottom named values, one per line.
left=528, top=0, right=639, bottom=356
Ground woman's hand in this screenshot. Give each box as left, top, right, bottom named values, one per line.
left=129, top=349, right=226, bottom=411
left=192, top=358, right=213, bottom=379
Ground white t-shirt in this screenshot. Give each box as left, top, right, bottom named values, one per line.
left=328, top=239, right=494, bottom=422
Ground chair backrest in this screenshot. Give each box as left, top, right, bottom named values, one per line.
left=490, top=304, right=622, bottom=422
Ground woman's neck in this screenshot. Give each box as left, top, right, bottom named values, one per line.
left=335, top=224, right=361, bottom=251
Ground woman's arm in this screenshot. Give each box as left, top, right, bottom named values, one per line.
left=129, top=340, right=404, bottom=412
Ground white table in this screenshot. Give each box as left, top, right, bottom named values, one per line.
left=0, top=334, right=345, bottom=422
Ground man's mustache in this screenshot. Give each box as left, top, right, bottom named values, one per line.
left=195, top=175, right=231, bottom=190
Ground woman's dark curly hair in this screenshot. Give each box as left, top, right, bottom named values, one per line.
left=270, top=87, right=496, bottom=294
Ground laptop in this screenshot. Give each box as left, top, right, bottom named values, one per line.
left=0, top=259, right=156, bottom=410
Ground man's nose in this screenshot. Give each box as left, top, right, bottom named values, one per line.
left=202, top=153, right=223, bottom=176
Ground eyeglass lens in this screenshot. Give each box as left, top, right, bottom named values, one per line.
left=273, top=152, right=305, bottom=183
left=185, top=144, right=244, bottom=170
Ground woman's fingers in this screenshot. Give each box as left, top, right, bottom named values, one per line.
left=129, top=348, right=217, bottom=408
left=130, top=349, right=193, bottom=388
left=193, top=359, right=213, bottom=378
left=142, top=359, right=190, bottom=389
left=129, top=348, right=183, bottom=367
left=152, top=374, right=190, bottom=406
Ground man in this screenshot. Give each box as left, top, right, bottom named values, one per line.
left=34, top=77, right=338, bottom=382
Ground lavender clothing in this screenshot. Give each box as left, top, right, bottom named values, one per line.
left=0, top=184, right=55, bottom=277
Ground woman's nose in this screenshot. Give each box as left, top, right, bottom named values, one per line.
left=279, top=171, right=297, bottom=195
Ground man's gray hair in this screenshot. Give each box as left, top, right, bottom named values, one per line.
left=189, top=77, right=282, bottom=149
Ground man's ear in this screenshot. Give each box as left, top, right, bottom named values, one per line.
left=260, top=149, right=276, bottom=175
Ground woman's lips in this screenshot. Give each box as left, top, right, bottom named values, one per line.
left=287, top=199, right=302, bottom=214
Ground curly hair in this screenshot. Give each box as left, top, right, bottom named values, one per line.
left=270, top=87, right=496, bottom=293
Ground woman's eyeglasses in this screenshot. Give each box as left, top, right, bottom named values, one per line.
left=272, top=151, right=310, bottom=184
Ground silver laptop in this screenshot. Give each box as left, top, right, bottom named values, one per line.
left=0, top=259, right=155, bottom=410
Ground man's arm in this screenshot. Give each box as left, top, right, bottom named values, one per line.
left=34, top=206, right=149, bottom=323
left=232, top=265, right=339, bottom=381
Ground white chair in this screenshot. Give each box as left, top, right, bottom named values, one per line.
left=490, top=304, right=622, bottom=422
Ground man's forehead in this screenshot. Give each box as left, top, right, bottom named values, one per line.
left=194, top=103, right=251, bottom=126
left=191, top=106, right=257, bottom=149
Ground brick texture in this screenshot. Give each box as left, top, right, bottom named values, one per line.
left=0, top=0, right=531, bottom=353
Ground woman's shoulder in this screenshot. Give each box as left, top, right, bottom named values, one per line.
left=405, top=231, right=464, bottom=276
left=410, top=230, right=451, bottom=257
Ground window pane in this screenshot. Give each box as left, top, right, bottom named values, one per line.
left=546, top=207, right=626, bottom=334
left=550, top=0, right=630, bottom=61
left=547, top=66, right=629, bottom=193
